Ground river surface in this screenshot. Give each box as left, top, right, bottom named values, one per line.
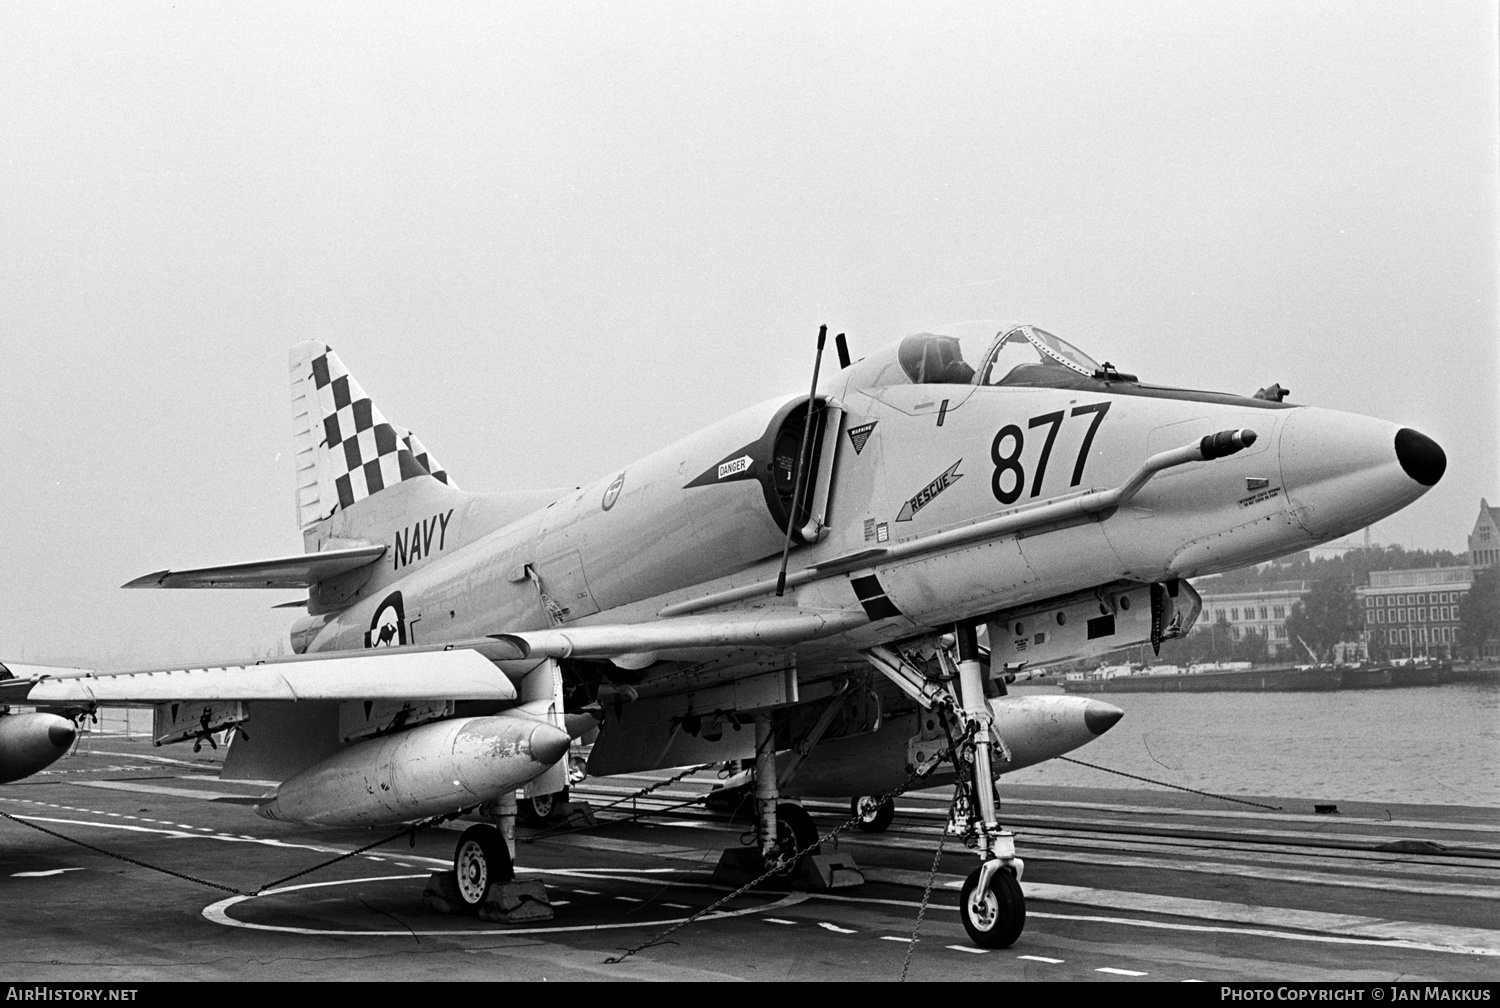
left=1002, top=682, right=1500, bottom=808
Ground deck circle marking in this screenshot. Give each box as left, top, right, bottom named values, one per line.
left=202, top=873, right=811, bottom=937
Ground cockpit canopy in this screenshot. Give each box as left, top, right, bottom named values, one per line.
left=848, top=320, right=1121, bottom=392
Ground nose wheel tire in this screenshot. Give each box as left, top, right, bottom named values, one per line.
left=850, top=795, right=895, bottom=832
left=959, top=864, right=1025, bottom=948
left=767, top=802, right=820, bottom=875
left=518, top=788, right=568, bottom=827
left=452, top=824, right=513, bottom=914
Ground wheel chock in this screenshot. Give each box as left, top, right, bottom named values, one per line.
left=421, top=871, right=464, bottom=914
left=555, top=800, right=597, bottom=828
left=710, top=847, right=766, bottom=886
left=478, top=879, right=554, bottom=924
left=799, top=852, right=864, bottom=889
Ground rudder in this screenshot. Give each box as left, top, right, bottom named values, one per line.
left=289, top=341, right=462, bottom=549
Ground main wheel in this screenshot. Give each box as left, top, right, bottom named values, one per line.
left=518, top=787, right=568, bottom=827
left=851, top=795, right=895, bottom=833
left=959, top=864, right=1025, bottom=948
left=452, top=824, right=513, bottom=914
left=767, top=802, right=821, bottom=875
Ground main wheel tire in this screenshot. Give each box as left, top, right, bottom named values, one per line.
left=452, top=824, right=513, bottom=914
left=851, top=795, right=895, bottom=833
left=518, top=787, right=568, bottom=827
left=959, top=864, right=1025, bottom=948
left=767, top=802, right=821, bottom=875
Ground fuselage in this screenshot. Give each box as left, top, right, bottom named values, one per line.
left=291, top=331, right=1441, bottom=684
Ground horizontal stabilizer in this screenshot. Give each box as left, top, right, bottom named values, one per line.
left=24, top=648, right=513, bottom=705
left=123, top=545, right=387, bottom=590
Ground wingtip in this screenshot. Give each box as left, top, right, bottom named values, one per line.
left=121, top=570, right=170, bottom=589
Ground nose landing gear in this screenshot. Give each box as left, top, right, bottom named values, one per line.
left=851, top=795, right=896, bottom=832
left=947, top=621, right=1026, bottom=948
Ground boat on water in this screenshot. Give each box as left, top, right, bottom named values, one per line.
left=1059, top=660, right=1455, bottom=694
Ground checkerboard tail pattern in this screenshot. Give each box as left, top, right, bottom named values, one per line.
left=288, top=342, right=457, bottom=527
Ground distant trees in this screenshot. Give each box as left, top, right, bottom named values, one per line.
left=1459, top=567, right=1500, bottom=660
left=1284, top=579, right=1361, bottom=663
left=1203, top=545, right=1463, bottom=594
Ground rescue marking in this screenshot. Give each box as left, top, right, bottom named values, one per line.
left=1096, top=967, right=1148, bottom=976
left=819, top=922, right=857, bottom=933
left=763, top=918, right=797, bottom=925
left=947, top=945, right=988, bottom=954
left=896, top=461, right=964, bottom=522
left=1018, top=955, right=1064, bottom=963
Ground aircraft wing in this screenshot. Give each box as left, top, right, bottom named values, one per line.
left=121, top=545, right=388, bottom=590
left=21, top=648, right=515, bottom=704
left=16, top=607, right=868, bottom=707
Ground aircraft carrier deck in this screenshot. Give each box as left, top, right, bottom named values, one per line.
left=1, top=735, right=1495, bottom=983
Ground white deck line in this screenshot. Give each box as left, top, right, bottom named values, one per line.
left=858, top=867, right=1500, bottom=954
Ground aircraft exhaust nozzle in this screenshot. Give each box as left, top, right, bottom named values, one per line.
left=256, top=713, right=571, bottom=828
left=0, top=712, right=76, bottom=784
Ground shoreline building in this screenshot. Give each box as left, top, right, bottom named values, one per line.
left=1468, top=499, right=1500, bottom=569
left=1357, top=566, right=1473, bottom=659
left=1197, top=581, right=1309, bottom=659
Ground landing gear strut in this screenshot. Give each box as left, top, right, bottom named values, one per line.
left=754, top=713, right=820, bottom=874
left=949, top=622, right=1026, bottom=948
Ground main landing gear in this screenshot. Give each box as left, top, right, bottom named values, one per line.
left=711, top=712, right=863, bottom=888
left=451, top=824, right=514, bottom=913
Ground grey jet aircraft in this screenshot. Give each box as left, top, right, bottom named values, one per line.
left=0, top=320, right=1445, bottom=947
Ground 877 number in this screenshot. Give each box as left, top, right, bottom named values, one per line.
left=991, top=402, right=1110, bottom=505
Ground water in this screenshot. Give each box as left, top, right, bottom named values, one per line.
left=1003, top=682, right=1500, bottom=808
left=85, top=685, right=1500, bottom=809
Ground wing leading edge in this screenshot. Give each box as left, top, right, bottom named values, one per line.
left=23, top=649, right=514, bottom=705
left=121, top=544, right=387, bottom=590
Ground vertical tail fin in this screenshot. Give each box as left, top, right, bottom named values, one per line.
left=289, top=342, right=461, bottom=548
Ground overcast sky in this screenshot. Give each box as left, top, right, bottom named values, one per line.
left=3, top=1, right=1495, bottom=668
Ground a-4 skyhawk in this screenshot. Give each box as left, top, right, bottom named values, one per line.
left=0, top=320, right=1445, bottom=947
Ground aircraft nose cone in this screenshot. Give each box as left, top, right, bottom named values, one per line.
left=47, top=720, right=76, bottom=750
left=1395, top=428, right=1445, bottom=487
left=528, top=722, right=571, bottom=767
left=1083, top=700, right=1124, bottom=736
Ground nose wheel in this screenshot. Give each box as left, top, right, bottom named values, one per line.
left=452, top=824, right=513, bottom=914
left=518, top=787, right=568, bottom=827
left=851, top=795, right=895, bottom=832
left=959, top=863, right=1025, bottom=948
